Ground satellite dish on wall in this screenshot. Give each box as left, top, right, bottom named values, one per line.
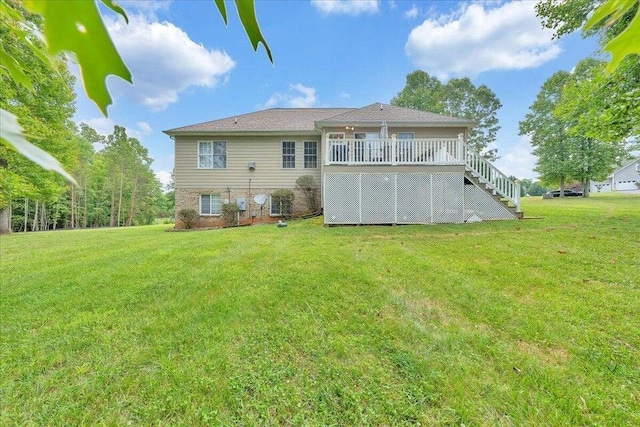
left=254, top=194, right=268, bottom=205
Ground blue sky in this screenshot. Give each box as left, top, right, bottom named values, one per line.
left=73, top=0, right=600, bottom=187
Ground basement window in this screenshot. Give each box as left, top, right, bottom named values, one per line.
left=200, top=194, right=221, bottom=215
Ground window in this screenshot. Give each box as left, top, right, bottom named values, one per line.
left=397, top=132, right=414, bottom=162
left=354, top=132, right=381, bottom=162
left=282, top=141, right=296, bottom=168
left=270, top=195, right=292, bottom=216
left=328, top=132, right=346, bottom=162
left=200, top=194, right=221, bottom=215
left=354, top=133, right=367, bottom=162
left=198, top=141, right=226, bottom=169
left=304, top=141, right=318, bottom=168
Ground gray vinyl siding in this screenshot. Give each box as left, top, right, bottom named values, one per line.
left=614, top=161, right=639, bottom=181
left=174, top=135, right=321, bottom=189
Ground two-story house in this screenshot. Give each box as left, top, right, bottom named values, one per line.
left=164, top=103, right=521, bottom=228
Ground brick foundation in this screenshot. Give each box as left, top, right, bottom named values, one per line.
left=174, top=187, right=319, bottom=229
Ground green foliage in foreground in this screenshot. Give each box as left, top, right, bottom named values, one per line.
left=1, top=194, right=638, bottom=425
left=2, top=0, right=271, bottom=181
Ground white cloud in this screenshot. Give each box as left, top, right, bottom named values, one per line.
left=105, top=14, right=235, bottom=111
left=119, top=0, right=172, bottom=20
left=155, top=170, right=173, bottom=190
left=405, top=1, right=561, bottom=79
left=263, top=84, right=318, bottom=108
left=339, top=91, right=351, bottom=99
left=311, top=0, right=379, bottom=15
left=494, top=135, right=538, bottom=179
left=136, top=121, right=153, bottom=135
left=404, top=5, right=419, bottom=20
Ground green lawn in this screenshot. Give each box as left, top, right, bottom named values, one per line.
left=1, top=194, right=638, bottom=425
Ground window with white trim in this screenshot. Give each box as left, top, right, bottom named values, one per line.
left=304, top=141, right=318, bottom=168
left=198, top=141, right=226, bottom=169
left=282, top=141, right=296, bottom=169
left=200, top=194, right=221, bottom=215
left=270, top=195, right=292, bottom=216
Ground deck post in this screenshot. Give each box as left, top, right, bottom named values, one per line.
left=324, top=131, right=330, bottom=165
left=391, top=138, right=397, bottom=165
left=457, top=133, right=464, bottom=164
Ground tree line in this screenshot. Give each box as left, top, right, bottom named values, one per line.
left=0, top=5, right=167, bottom=233
left=3, top=120, right=169, bottom=233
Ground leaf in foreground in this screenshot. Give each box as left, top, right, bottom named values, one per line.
left=234, top=0, right=273, bottom=63
left=584, top=0, right=640, bottom=72
left=24, top=0, right=132, bottom=115
left=0, top=109, right=76, bottom=184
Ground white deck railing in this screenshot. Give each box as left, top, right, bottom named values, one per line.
left=463, top=142, right=521, bottom=212
left=326, top=138, right=463, bottom=165
left=325, top=136, right=521, bottom=212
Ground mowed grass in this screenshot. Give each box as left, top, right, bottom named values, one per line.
left=1, top=194, right=638, bottom=425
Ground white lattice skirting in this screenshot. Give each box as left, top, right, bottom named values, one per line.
left=323, top=172, right=515, bottom=224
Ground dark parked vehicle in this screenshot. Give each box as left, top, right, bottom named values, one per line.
left=543, top=189, right=583, bottom=198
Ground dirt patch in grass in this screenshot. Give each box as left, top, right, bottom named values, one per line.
left=516, top=340, right=570, bottom=366
left=388, top=288, right=452, bottom=328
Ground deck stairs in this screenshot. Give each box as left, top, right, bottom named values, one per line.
left=463, top=142, right=522, bottom=218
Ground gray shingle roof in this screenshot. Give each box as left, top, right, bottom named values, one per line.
left=164, top=108, right=355, bottom=134
left=164, top=103, right=474, bottom=135
left=317, top=103, right=473, bottom=125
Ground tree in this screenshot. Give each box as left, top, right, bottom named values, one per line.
left=391, top=71, right=501, bottom=160
left=554, top=59, right=632, bottom=197
left=67, top=125, right=95, bottom=228
left=96, top=125, right=161, bottom=227
left=527, top=181, right=549, bottom=197
left=519, top=71, right=574, bottom=195
left=0, top=5, right=78, bottom=233
left=555, top=58, right=639, bottom=145
left=536, top=0, right=606, bottom=39
left=165, top=169, right=175, bottom=216
left=535, top=1, right=640, bottom=143
left=536, top=0, right=639, bottom=72
left=515, top=178, right=533, bottom=197
left=520, top=59, right=634, bottom=197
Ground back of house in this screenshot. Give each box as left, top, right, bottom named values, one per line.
left=164, top=103, right=521, bottom=228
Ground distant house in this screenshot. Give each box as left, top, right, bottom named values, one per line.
left=164, top=103, right=521, bottom=228
left=590, top=157, right=640, bottom=193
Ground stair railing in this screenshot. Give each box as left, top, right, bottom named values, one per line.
left=463, top=142, right=521, bottom=212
